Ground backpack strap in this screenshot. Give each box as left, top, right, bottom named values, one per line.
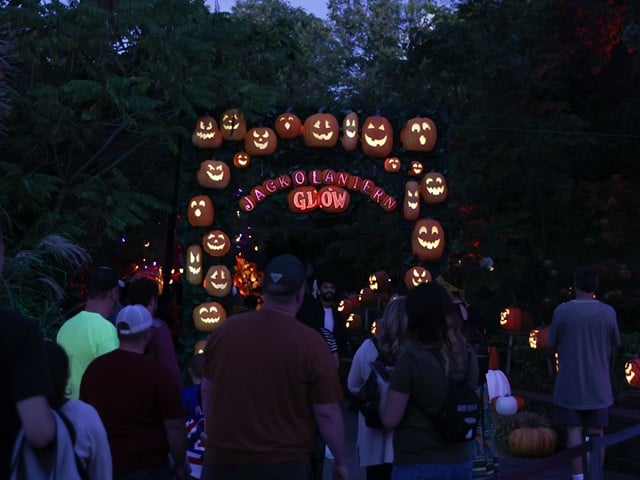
left=56, top=409, right=90, bottom=480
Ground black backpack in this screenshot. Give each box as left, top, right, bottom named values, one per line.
left=356, top=338, right=390, bottom=429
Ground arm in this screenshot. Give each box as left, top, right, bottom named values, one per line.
left=378, top=380, right=409, bottom=429
left=85, top=407, right=113, bottom=480
left=16, top=396, right=56, bottom=448
left=313, top=402, right=350, bottom=480
left=164, top=417, right=187, bottom=480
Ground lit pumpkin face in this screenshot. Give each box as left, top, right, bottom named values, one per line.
left=403, top=180, right=421, bottom=221
left=340, top=111, right=359, bottom=151
left=384, top=156, right=401, bottom=173
left=203, top=265, right=232, bottom=297
left=408, top=161, right=424, bottom=176
left=420, top=172, right=447, bottom=204
left=500, top=307, right=524, bottom=331
left=303, top=113, right=339, bottom=148
left=233, top=151, right=250, bottom=168
left=358, top=287, right=377, bottom=306
left=196, top=160, right=231, bottom=189
left=275, top=113, right=303, bottom=139
left=192, top=114, right=222, bottom=149
left=193, top=339, right=207, bottom=355
left=369, top=271, right=390, bottom=291
left=411, top=218, right=445, bottom=261
left=202, top=230, right=231, bottom=257
left=219, top=108, right=246, bottom=141
left=400, top=116, right=437, bottom=152
left=403, top=266, right=432, bottom=290
left=624, top=359, right=640, bottom=387
left=361, top=116, right=393, bottom=158
left=528, top=326, right=550, bottom=350
left=345, top=313, right=363, bottom=331
left=185, top=245, right=203, bottom=285
left=337, top=296, right=359, bottom=316
left=244, top=127, right=277, bottom=156
left=188, top=195, right=214, bottom=227
left=192, top=301, right=227, bottom=332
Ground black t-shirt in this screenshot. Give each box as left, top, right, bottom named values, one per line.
left=0, top=309, right=52, bottom=477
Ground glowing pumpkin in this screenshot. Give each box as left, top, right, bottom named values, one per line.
left=244, top=127, right=277, bottom=156
left=361, top=115, right=393, bottom=158
left=219, top=108, right=246, bottom=141
left=528, top=326, right=551, bottom=350
left=203, top=265, right=232, bottom=297
left=340, top=111, right=359, bottom=151
left=624, top=358, right=640, bottom=387
left=202, top=230, right=231, bottom=257
left=337, top=296, right=359, bottom=316
left=420, top=172, right=447, bottom=204
left=275, top=113, right=303, bottom=139
left=403, top=266, right=432, bottom=290
left=384, top=156, right=401, bottom=173
left=411, top=218, right=445, bottom=262
left=193, top=301, right=227, bottom=332
left=303, top=112, right=339, bottom=148
left=345, top=313, right=363, bottom=331
left=196, top=160, right=230, bottom=189
left=188, top=195, right=214, bottom=227
left=403, top=180, right=421, bottom=221
left=193, top=339, right=208, bottom=355
left=192, top=114, right=222, bottom=149
left=499, top=307, right=532, bottom=332
left=369, top=271, right=390, bottom=292
left=185, top=245, right=203, bottom=285
left=400, top=116, right=437, bottom=152
left=408, top=161, right=424, bottom=177
left=233, top=151, right=250, bottom=168
left=358, top=287, right=377, bottom=306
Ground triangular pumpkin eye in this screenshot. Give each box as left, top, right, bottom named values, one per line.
left=314, top=120, right=321, bottom=129
left=378, top=124, right=385, bottom=131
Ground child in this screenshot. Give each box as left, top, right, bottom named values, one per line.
left=181, top=353, right=206, bottom=479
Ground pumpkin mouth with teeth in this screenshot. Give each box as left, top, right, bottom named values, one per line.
left=421, top=172, right=447, bottom=204
left=411, top=219, right=445, bottom=261
left=193, top=301, right=227, bottom=332
left=204, top=265, right=232, bottom=297
left=202, top=230, right=230, bottom=257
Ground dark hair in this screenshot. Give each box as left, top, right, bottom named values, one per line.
left=44, top=340, right=70, bottom=409
left=405, top=282, right=449, bottom=347
left=127, top=276, right=159, bottom=306
left=574, top=265, right=599, bottom=293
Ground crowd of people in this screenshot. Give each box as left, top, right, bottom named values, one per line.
left=1, top=235, right=621, bottom=480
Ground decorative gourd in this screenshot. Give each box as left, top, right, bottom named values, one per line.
left=403, top=180, right=421, bottom=221
left=203, top=265, right=232, bottom=297
left=411, top=218, right=445, bottom=262
left=233, top=151, right=250, bottom=168
left=403, top=266, right=431, bottom=290
left=408, top=161, right=424, bottom=176
left=185, top=245, right=203, bottom=285
left=202, top=230, right=231, bottom=257
left=340, top=111, right=359, bottom=151
left=361, top=115, right=393, bottom=158
left=275, top=113, right=303, bottom=139
left=368, top=271, right=390, bottom=291
left=624, top=359, right=640, bottom=387
left=384, top=157, right=401, bottom=173
left=303, top=112, right=339, bottom=148
left=528, top=326, right=551, bottom=350
left=400, top=116, right=437, bottom=152
left=196, top=160, right=231, bottom=189
left=188, top=195, right=214, bottom=227
left=192, top=114, right=222, bottom=149
left=494, top=395, right=518, bottom=416
left=509, top=427, right=558, bottom=457
left=219, top=108, right=246, bottom=141
left=244, top=127, right=277, bottom=156
left=193, top=302, right=227, bottom=332
left=420, top=171, right=448, bottom=204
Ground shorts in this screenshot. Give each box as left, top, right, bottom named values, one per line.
left=553, top=405, right=609, bottom=428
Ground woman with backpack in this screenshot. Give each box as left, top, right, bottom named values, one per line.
left=377, top=282, right=479, bottom=480
left=347, top=296, right=407, bottom=480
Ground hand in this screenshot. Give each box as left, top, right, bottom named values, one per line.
left=332, top=462, right=350, bottom=480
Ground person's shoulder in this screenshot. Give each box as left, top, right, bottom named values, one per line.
left=61, top=398, right=101, bottom=419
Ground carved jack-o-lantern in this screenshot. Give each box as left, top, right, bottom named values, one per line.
left=499, top=307, right=524, bottom=331
left=337, top=296, right=359, bottom=317
left=369, top=271, right=390, bottom=291
left=400, top=116, right=437, bottom=152
left=358, top=287, right=377, bottom=306
left=185, top=245, right=203, bottom=285
left=202, top=230, right=231, bottom=257
left=188, top=195, right=214, bottom=227
left=420, top=172, right=448, bottom=204
left=233, top=151, right=250, bottom=168
left=219, top=108, right=246, bottom=141
left=528, top=326, right=550, bottom=350
left=361, top=115, right=393, bottom=158
left=192, top=114, right=222, bottom=149
left=384, top=157, right=401, bottom=173
left=403, top=180, right=421, bottom=221
left=408, top=161, right=424, bottom=177
left=244, top=127, right=277, bottom=156
left=411, top=218, right=445, bottom=261
left=345, top=313, right=363, bottom=331
left=275, top=113, right=303, bottom=139
left=624, top=358, right=640, bottom=387
left=196, top=160, right=231, bottom=189
left=193, top=301, right=227, bottom=332
left=404, top=266, right=432, bottom=290
left=340, top=111, right=359, bottom=151
left=193, top=339, right=207, bottom=355
left=203, top=265, right=232, bottom=297
left=303, top=113, right=339, bottom=148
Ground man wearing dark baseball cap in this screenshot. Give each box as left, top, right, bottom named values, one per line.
left=56, top=266, right=122, bottom=399
left=201, top=254, right=350, bottom=480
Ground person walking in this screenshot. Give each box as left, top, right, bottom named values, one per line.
left=378, top=282, right=479, bottom=480
left=347, top=296, right=407, bottom=480
left=549, top=265, right=621, bottom=480
left=200, top=254, right=350, bottom=480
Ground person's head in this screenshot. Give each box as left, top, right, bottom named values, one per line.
left=43, top=340, right=70, bottom=409
left=262, top=254, right=307, bottom=311
left=115, top=304, right=154, bottom=346
left=574, top=265, right=599, bottom=294
left=86, top=266, right=123, bottom=312
left=127, top=276, right=160, bottom=313
left=319, top=280, right=336, bottom=303
left=405, top=282, right=450, bottom=347
left=189, top=353, right=206, bottom=384
left=376, top=295, right=408, bottom=361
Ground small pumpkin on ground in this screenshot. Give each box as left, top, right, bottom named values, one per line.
left=506, top=412, right=558, bottom=457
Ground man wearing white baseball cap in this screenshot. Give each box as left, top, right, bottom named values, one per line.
left=80, top=305, right=187, bottom=480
